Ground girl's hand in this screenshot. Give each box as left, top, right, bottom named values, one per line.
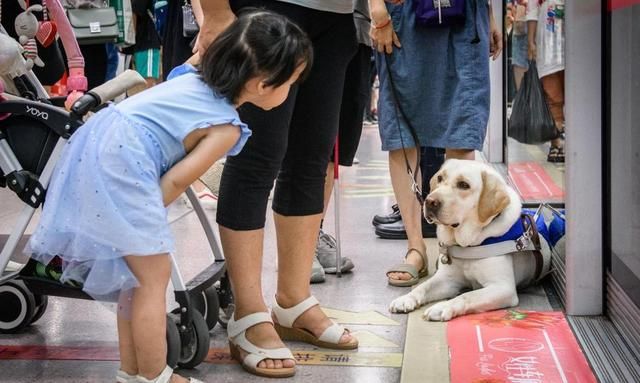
left=370, top=19, right=401, bottom=54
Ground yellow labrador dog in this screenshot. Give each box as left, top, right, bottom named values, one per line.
left=389, top=159, right=550, bottom=321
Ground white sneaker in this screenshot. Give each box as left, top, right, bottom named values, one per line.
left=310, top=256, right=325, bottom=283
left=316, top=230, right=354, bottom=274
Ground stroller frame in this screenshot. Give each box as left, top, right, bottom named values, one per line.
left=0, top=23, right=232, bottom=371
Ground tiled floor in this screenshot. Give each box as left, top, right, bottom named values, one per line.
left=0, top=125, right=553, bottom=383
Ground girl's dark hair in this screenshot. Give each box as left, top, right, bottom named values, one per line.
left=200, top=8, right=313, bottom=104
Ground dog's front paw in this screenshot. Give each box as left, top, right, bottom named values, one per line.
left=422, top=300, right=463, bottom=321
left=389, top=294, right=420, bottom=313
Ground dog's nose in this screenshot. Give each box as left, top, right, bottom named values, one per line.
left=425, top=197, right=440, bottom=212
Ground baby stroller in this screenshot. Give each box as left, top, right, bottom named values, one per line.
left=0, top=1, right=233, bottom=370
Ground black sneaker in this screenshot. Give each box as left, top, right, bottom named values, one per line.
left=375, top=217, right=437, bottom=239
left=372, top=204, right=402, bottom=226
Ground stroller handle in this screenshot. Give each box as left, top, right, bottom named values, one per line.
left=71, top=70, right=146, bottom=117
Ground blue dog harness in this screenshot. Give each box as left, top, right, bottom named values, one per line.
left=439, top=209, right=553, bottom=282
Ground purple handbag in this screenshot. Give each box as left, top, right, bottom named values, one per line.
left=415, top=0, right=466, bottom=26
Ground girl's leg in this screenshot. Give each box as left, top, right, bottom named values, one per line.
left=386, top=147, right=427, bottom=282
left=117, top=290, right=137, bottom=376
left=124, top=254, right=187, bottom=382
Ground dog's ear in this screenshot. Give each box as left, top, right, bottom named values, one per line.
left=477, top=171, right=511, bottom=223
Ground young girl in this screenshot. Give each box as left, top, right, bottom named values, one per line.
left=28, top=10, right=312, bottom=383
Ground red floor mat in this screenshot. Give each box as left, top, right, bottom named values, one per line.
left=508, top=162, right=564, bottom=201
left=448, top=310, right=596, bottom=383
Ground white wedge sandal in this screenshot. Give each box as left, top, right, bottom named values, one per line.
left=227, top=312, right=296, bottom=378
left=135, top=365, right=203, bottom=383
left=272, top=296, right=358, bottom=350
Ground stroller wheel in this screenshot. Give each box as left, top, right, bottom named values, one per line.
left=195, top=287, right=220, bottom=331
left=29, top=295, right=49, bottom=325
left=175, top=310, right=210, bottom=369
left=0, top=281, right=36, bottom=333
left=166, top=314, right=181, bottom=369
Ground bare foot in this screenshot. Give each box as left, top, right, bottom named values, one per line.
left=238, top=322, right=295, bottom=369
left=387, top=248, right=426, bottom=282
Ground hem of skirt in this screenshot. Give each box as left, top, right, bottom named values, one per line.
left=381, top=139, right=483, bottom=152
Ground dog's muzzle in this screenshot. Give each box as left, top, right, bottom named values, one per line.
left=424, top=197, right=440, bottom=223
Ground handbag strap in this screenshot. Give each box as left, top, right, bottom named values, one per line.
left=383, top=53, right=424, bottom=206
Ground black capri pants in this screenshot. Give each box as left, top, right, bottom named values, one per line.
left=331, top=44, right=374, bottom=166
left=216, top=0, right=358, bottom=230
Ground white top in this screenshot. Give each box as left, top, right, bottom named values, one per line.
left=526, top=0, right=565, bottom=77
left=276, top=0, right=353, bottom=14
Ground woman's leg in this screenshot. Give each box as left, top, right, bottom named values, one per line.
left=541, top=70, right=565, bottom=147
left=273, top=212, right=353, bottom=343
left=323, top=164, right=335, bottom=215
left=124, top=254, right=188, bottom=382
left=386, top=147, right=426, bottom=282
left=218, top=226, right=294, bottom=370
left=513, top=65, right=527, bottom=91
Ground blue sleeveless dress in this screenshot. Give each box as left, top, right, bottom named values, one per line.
left=28, top=65, right=251, bottom=301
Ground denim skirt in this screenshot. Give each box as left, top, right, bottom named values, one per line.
left=377, top=0, right=490, bottom=151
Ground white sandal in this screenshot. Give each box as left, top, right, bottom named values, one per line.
left=135, top=365, right=203, bottom=383
left=272, top=296, right=358, bottom=350
left=227, top=312, right=296, bottom=378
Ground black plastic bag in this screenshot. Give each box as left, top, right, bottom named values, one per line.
left=508, top=61, right=558, bottom=144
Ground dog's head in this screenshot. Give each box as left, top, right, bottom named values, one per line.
left=424, top=159, right=520, bottom=246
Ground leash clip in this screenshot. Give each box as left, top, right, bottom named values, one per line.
left=515, top=216, right=534, bottom=251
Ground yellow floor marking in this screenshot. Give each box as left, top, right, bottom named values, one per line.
left=400, top=311, right=449, bottom=382
left=352, top=330, right=400, bottom=348
left=205, top=349, right=402, bottom=368
left=322, top=308, right=400, bottom=326
left=293, top=350, right=402, bottom=368
left=401, top=239, right=450, bottom=382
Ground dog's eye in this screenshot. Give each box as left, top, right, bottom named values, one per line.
left=437, top=175, right=443, bottom=183
left=457, top=181, right=470, bottom=190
